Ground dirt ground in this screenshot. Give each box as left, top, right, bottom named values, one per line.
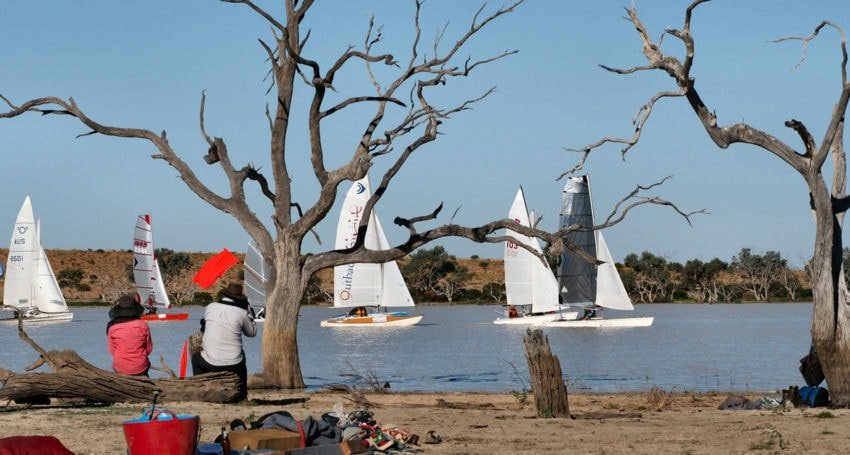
left=0, top=389, right=846, bottom=454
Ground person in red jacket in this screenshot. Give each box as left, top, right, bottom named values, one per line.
left=106, top=294, right=153, bottom=376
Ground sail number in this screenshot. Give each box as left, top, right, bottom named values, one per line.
left=9, top=255, right=23, bottom=262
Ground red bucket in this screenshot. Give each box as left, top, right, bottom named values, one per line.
left=123, top=410, right=200, bottom=455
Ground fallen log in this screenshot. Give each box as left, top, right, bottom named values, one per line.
left=0, top=316, right=241, bottom=404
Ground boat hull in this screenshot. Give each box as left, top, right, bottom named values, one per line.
left=536, top=316, right=654, bottom=328
left=0, top=310, right=73, bottom=324
left=140, top=312, right=190, bottom=321
left=493, top=311, right=578, bottom=325
left=320, top=313, right=422, bottom=327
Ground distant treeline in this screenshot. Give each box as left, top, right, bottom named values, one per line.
left=0, top=246, right=827, bottom=305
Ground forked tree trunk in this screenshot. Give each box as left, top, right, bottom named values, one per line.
left=523, top=329, right=570, bottom=418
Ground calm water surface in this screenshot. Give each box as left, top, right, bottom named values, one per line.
left=0, top=303, right=812, bottom=393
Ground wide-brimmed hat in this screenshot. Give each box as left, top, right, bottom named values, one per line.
left=219, top=282, right=248, bottom=302
left=109, top=294, right=145, bottom=319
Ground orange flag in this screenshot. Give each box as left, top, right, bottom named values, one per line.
left=192, top=248, right=239, bottom=289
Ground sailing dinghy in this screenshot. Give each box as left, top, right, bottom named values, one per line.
left=321, top=177, right=422, bottom=327
left=538, top=175, right=653, bottom=328
left=133, top=214, right=188, bottom=321
left=1, top=196, right=73, bottom=323
left=244, top=240, right=268, bottom=322
left=494, top=188, right=576, bottom=324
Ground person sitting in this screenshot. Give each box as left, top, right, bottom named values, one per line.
left=581, top=307, right=598, bottom=320
left=192, top=283, right=257, bottom=400
left=508, top=306, right=519, bottom=318
left=106, top=294, right=153, bottom=377
left=348, top=306, right=367, bottom=317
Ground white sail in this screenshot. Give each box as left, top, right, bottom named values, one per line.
left=34, top=220, right=68, bottom=314
left=133, top=214, right=170, bottom=309
left=244, top=240, right=268, bottom=309
left=503, top=188, right=559, bottom=314
left=3, top=197, right=70, bottom=319
left=332, top=177, right=413, bottom=309
left=4, top=197, right=37, bottom=310
left=594, top=232, right=633, bottom=311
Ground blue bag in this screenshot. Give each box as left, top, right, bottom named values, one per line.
left=798, top=386, right=830, bottom=407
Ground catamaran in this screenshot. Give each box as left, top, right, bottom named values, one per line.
left=133, top=214, right=188, bottom=321
left=321, top=177, right=422, bottom=327
left=494, top=188, right=576, bottom=324
left=1, top=196, right=73, bottom=323
left=537, top=175, right=653, bottom=328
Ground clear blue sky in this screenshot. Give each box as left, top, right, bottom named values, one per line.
left=2, top=1, right=849, bottom=267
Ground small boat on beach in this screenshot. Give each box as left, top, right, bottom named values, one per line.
left=133, top=214, right=188, bottom=321
left=494, top=188, right=576, bottom=325
left=322, top=177, right=422, bottom=328
left=1, top=196, right=73, bottom=323
left=538, top=175, right=652, bottom=328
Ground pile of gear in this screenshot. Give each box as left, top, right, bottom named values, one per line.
left=222, top=405, right=432, bottom=453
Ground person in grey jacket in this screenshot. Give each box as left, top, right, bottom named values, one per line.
left=192, top=282, right=257, bottom=400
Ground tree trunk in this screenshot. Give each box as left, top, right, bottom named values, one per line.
left=523, top=329, right=570, bottom=418
left=0, top=350, right=241, bottom=404
left=810, top=180, right=850, bottom=405
left=259, top=256, right=306, bottom=389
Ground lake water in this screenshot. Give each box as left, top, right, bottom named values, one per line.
left=0, top=303, right=812, bottom=393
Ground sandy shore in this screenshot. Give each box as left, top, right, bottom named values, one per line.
left=0, top=390, right=847, bottom=454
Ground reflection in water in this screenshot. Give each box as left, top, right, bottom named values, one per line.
left=0, top=303, right=811, bottom=393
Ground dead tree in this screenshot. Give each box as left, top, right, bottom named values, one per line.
left=523, top=329, right=569, bottom=418
left=0, top=320, right=241, bottom=404
left=573, top=1, right=850, bottom=404
left=0, top=1, right=695, bottom=389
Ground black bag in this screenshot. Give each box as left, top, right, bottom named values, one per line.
left=799, top=345, right=825, bottom=387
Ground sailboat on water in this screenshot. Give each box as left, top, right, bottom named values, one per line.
left=1, top=196, right=73, bottom=323
left=133, top=214, right=188, bottom=321
left=321, top=177, right=423, bottom=327
left=537, top=175, right=653, bottom=328
left=494, top=188, right=577, bottom=324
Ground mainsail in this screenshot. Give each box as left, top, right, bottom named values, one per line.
left=133, top=214, right=171, bottom=309
left=244, top=240, right=268, bottom=309
left=504, top=188, right=559, bottom=314
left=332, top=177, right=414, bottom=308
left=557, top=175, right=634, bottom=311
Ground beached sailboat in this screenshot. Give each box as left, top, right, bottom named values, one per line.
left=494, top=188, right=576, bottom=325
left=1, top=196, right=73, bottom=323
left=133, top=214, right=188, bottom=321
left=321, top=177, right=422, bottom=327
left=538, top=175, right=653, bottom=328
left=244, top=240, right=268, bottom=322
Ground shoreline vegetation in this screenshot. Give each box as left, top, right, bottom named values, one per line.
left=2, top=390, right=849, bottom=454
left=0, top=246, right=819, bottom=307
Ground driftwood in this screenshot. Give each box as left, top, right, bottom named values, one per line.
left=523, top=329, right=570, bottom=418
left=0, top=317, right=241, bottom=404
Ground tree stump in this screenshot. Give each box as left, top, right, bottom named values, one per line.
left=523, top=329, right=570, bottom=418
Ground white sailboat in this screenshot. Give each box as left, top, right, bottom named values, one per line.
left=244, top=240, right=268, bottom=322
left=322, top=177, right=423, bottom=327
left=1, top=196, right=73, bottom=323
left=538, top=175, right=653, bottom=328
left=494, top=188, right=576, bottom=324
left=132, top=214, right=188, bottom=321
